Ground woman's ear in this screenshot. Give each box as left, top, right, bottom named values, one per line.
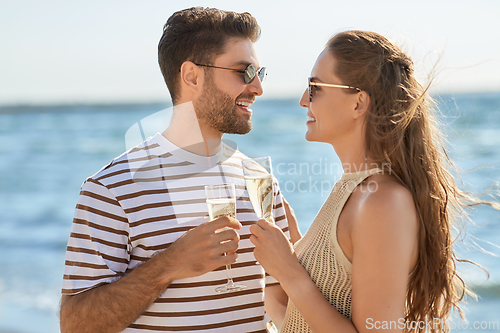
left=353, top=91, right=370, bottom=120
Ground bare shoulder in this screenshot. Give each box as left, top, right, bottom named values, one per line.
left=353, top=174, right=418, bottom=238
left=351, top=174, right=419, bottom=273
left=361, top=174, right=415, bottom=212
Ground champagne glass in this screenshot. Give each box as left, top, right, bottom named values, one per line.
left=205, top=183, right=246, bottom=293
left=242, top=156, right=274, bottom=220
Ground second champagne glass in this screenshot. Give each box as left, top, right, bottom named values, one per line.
left=242, top=156, right=274, bottom=220
left=205, top=183, right=246, bottom=293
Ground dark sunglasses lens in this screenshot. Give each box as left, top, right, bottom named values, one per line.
left=308, top=79, right=313, bottom=102
left=244, top=64, right=257, bottom=84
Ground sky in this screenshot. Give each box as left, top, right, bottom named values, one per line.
left=1, top=0, right=500, bottom=105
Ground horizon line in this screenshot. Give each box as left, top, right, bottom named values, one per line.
left=2, top=89, right=500, bottom=110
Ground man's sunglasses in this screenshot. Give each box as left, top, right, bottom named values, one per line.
left=308, top=77, right=361, bottom=102
left=195, top=63, right=267, bottom=84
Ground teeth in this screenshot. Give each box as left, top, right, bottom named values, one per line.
left=308, top=116, right=316, bottom=121
left=236, top=101, right=252, bottom=108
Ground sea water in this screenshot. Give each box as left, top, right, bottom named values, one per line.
left=0, top=95, right=499, bottom=332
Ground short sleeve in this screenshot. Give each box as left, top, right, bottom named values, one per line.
left=61, top=178, right=130, bottom=295
left=266, top=178, right=290, bottom=286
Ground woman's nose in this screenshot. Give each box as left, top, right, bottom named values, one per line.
left=299, top=88, right=309, bottom=108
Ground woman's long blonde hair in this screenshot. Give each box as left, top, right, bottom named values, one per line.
left=328, top=30, right=498, bottom=332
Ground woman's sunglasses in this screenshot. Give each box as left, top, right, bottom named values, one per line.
left=308, top=77, right=361, bottom=102
left=195, top=63, right=267, bottom=84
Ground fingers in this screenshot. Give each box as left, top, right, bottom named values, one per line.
left=219, top=239, right=239, bottom=254
left=250, top=218, right=288, bottom=251
left=249, top=234, right=259, bottom=247
left=220, top=253, right=238, bottom=266
left=250, top=219, right=272, bottom=242
left=249, top=223, right=259, bottom=237
left=166, top=218, right=245, bottom=280
left=207, top=215, right=242, bottom=232
left=208, top=240, right=239, bottom=265
left=282, top=198, right=301, bottom=244
left=256, top=217, right=274, bottom=229
left=214, top=228, right=240, bottom=245
left=251, top=218, right=277, bottom=237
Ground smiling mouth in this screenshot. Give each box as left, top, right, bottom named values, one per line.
left=236, top=100, right=253, bottom=112
left=307, top=114, right=316, bottom=122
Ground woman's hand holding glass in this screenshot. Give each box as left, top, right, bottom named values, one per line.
left=249, top=218, right=301, bottom=285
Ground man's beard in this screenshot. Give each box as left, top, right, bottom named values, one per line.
left=195, top=76, right=253, bottom=135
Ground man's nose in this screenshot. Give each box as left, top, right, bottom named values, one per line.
left=248, top=76, right=264, bottom=96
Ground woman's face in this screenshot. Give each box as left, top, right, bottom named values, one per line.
left=300, top=50, right=360, bottom=146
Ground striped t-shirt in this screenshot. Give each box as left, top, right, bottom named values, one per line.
left=62, top=133, right=289, bottom=332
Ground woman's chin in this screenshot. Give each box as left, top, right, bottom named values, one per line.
left=305, top=131, right=319, bottom=142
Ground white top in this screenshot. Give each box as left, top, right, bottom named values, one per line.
left=62, top=133, right=289, bottom=332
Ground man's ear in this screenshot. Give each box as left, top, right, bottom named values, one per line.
left=179, top=61, right=203, bottom=95
left=353, top=91, right=370, bottom=120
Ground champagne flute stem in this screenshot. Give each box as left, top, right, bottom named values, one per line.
left=226, top=264, right=234, bottom=284
left=224, top=250, right=234, bottom=284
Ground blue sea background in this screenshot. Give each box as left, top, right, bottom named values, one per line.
left=0, top=94, right=499, bottom=332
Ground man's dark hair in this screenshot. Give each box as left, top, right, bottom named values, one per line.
left=158, top=7, right=261, bottom=104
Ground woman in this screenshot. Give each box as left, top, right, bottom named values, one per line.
left=250, top=30, right=495, bottom=333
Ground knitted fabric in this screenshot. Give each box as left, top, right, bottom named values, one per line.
left=281, top=168, right=382, bottom=332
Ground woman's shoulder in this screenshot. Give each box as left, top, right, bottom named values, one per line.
left=353, top=173, right=418, bottom=234
left=360, top=174, right=414, bottom=209
left=350, top=173, right=419, bottom=275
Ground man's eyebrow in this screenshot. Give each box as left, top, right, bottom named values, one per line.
left=232, top=61, right=256, bottom=68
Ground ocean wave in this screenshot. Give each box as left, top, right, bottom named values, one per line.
left=470, top=283, right=500, bottom=299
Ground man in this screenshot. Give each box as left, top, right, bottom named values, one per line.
left=59, top=7, right=293, bottom=333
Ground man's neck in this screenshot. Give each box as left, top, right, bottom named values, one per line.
left=161, top=102, right=222, bottom=157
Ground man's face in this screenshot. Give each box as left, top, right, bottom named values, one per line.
left=195, top=37, right=264, bottom=135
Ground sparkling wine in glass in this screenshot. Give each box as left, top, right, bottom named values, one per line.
left=242, top=157, right=274, bottom=220
left=205, top=183, right=246, bottom=293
